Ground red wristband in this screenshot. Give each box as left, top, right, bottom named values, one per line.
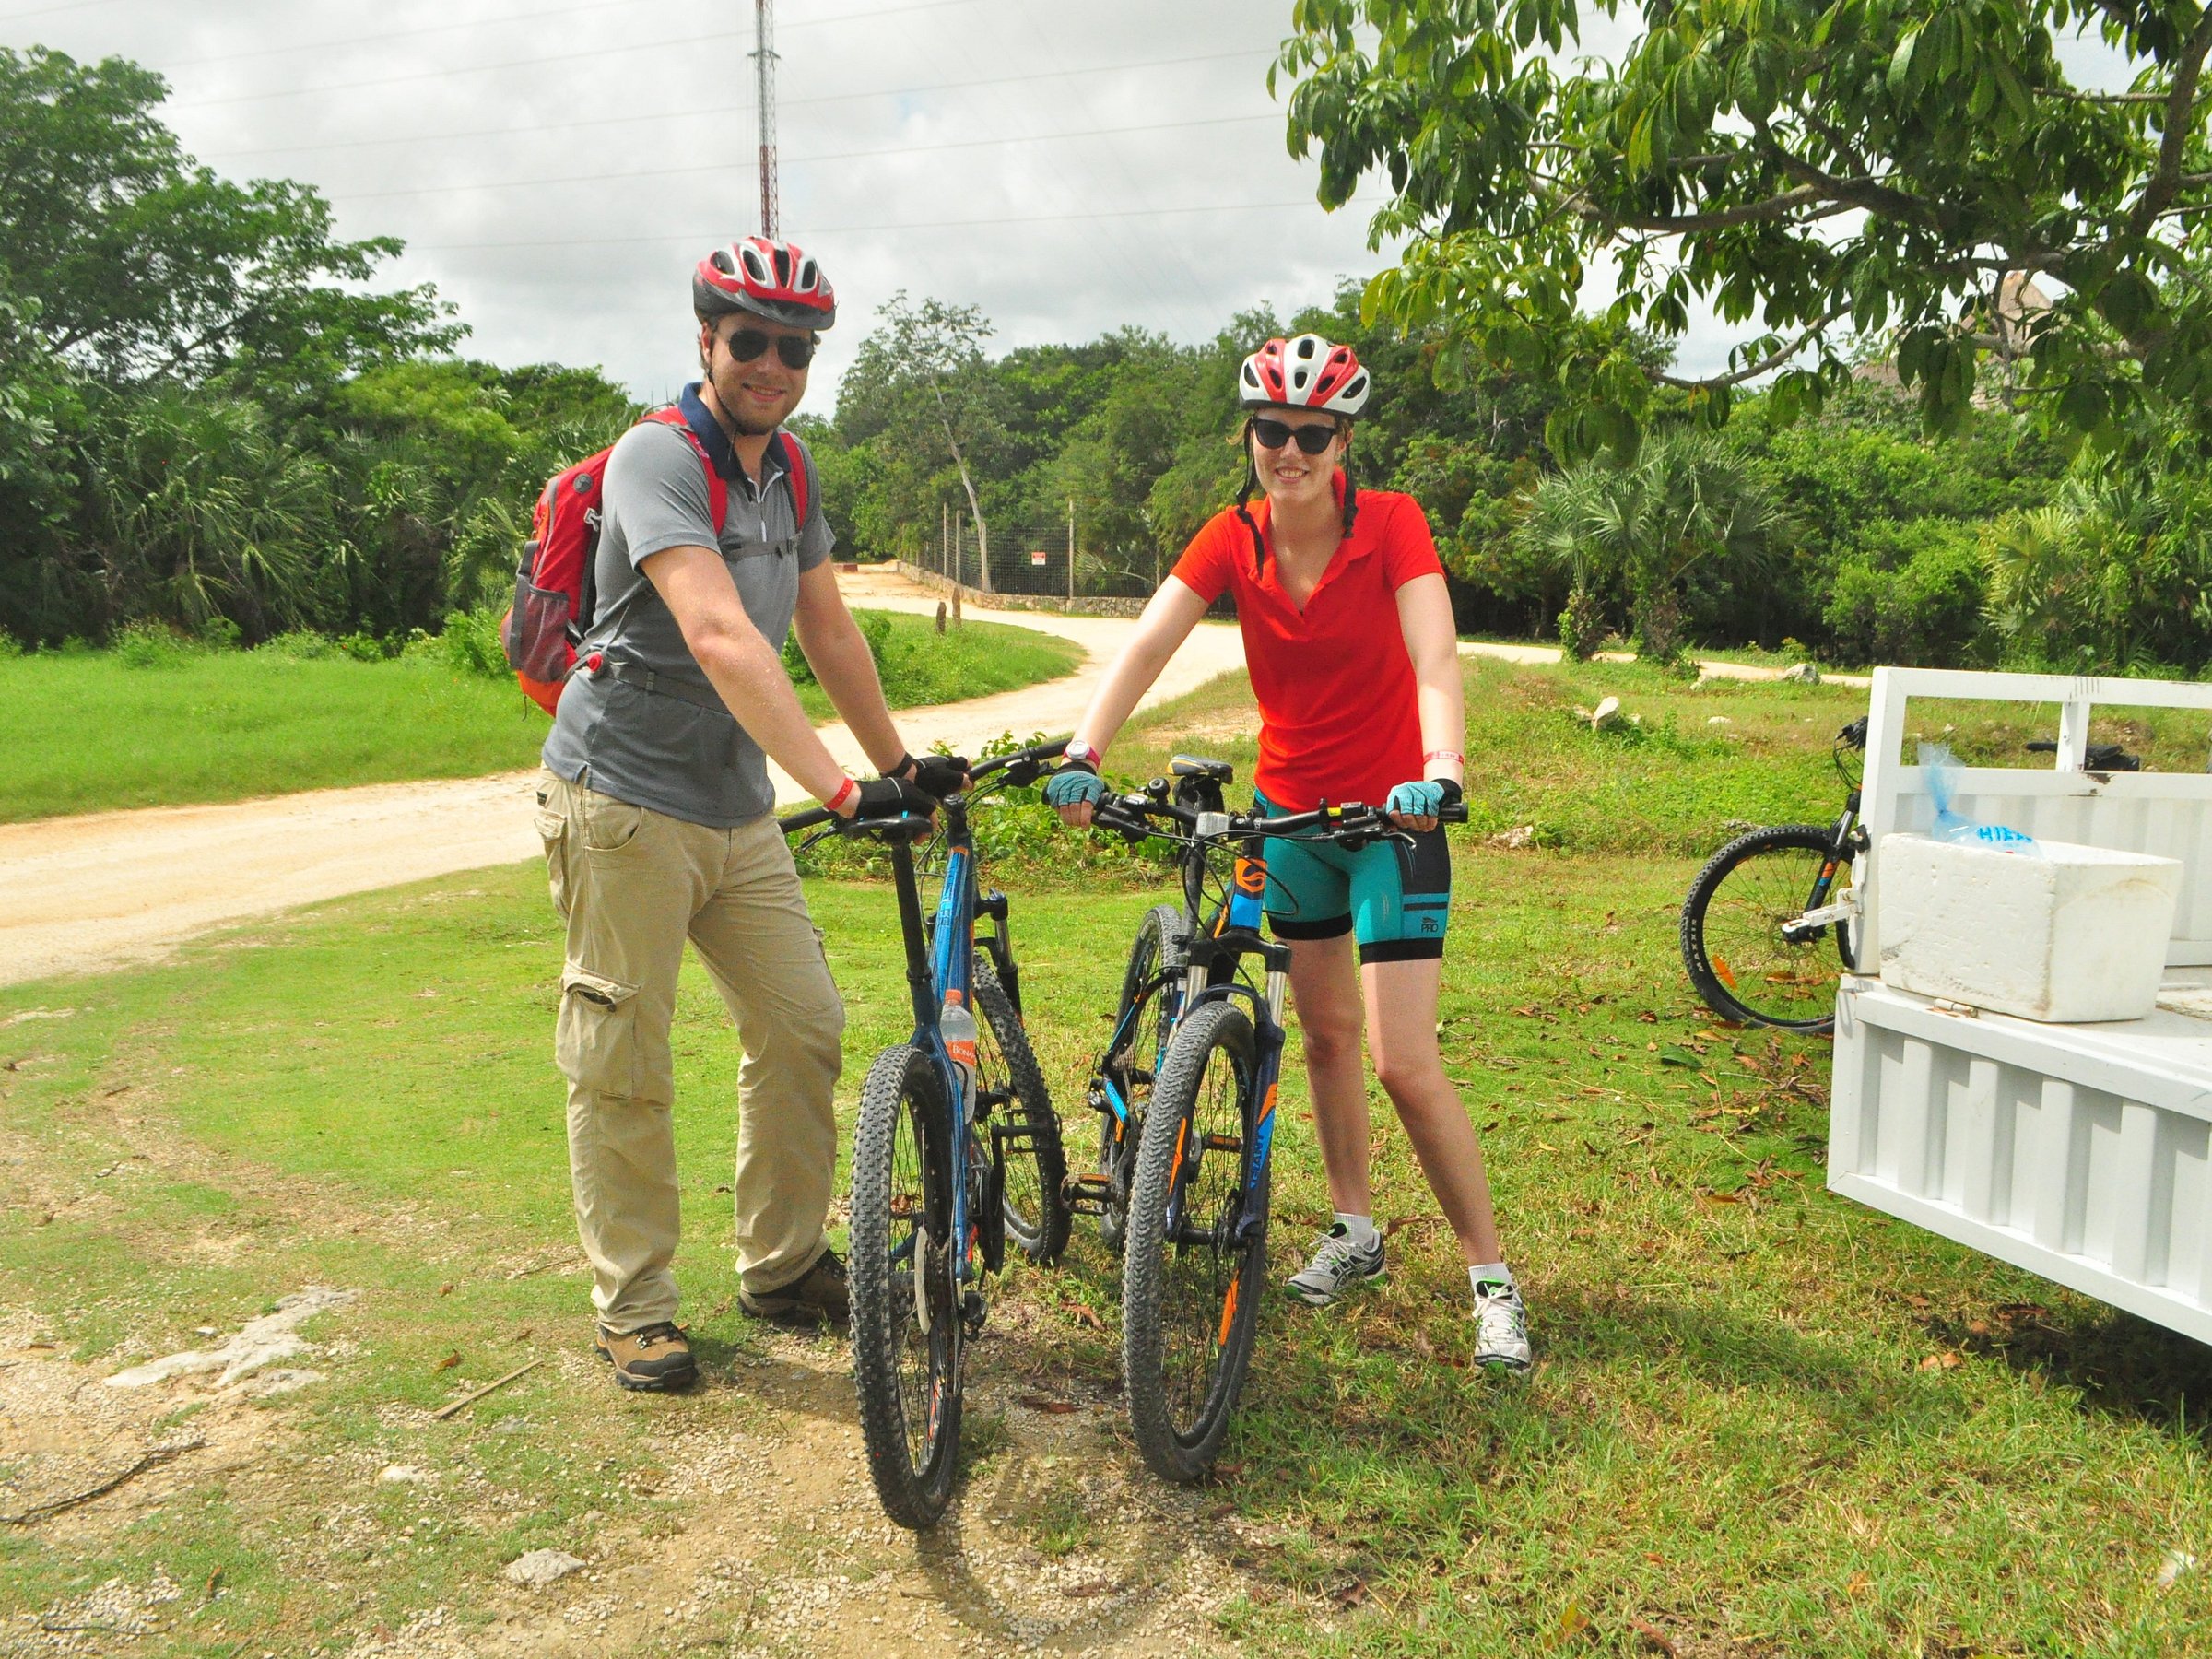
left=1064, top=740, right=1102, bottom=769
left=826, top=777, right=857, bottom=814
left=1423, top=749, right=1465, bottom=767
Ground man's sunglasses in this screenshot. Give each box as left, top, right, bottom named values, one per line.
left=721, top=327, right=818, bottom=371
left=1249, top=417, right=1340, bottom=454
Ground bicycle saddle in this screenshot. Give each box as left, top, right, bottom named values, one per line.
left=1171, top=755, right=1234, bottom=782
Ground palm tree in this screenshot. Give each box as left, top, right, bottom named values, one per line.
left=1516, top=433, right=1790, bottom=663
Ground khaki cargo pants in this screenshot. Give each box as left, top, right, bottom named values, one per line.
left=536, top=770, right=844, bottom=1332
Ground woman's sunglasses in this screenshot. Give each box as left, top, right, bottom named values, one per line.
left=721, top=327, right=818, bottom=371
left=1249, top=417, right=1340, bottom=454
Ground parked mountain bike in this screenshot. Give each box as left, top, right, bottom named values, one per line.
left=780, top=737, right=1071, bottom=1529
left=1073, top=779, right=1465, bottom=1482
left=1061, top=757, right=1232, bottom=1247
left=1679, top=716, right=1868, bottom=1033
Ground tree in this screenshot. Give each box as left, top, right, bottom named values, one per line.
left=841, top=293, right=1008, bottom=589
left=1278, top=0, right=2212, bottom=451
left=0, top=46, right=458, bottom=391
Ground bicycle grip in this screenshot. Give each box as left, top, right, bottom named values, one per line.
left=778, top=806, right=836, bottom=835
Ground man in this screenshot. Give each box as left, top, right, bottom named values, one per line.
left=535, top=236, right=960, bottom=1392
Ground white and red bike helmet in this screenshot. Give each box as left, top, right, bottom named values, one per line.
left=693, top=236, right=836, bottom=330
left=1238, top=334, right=1370, bottom=416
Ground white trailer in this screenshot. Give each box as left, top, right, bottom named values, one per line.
left=1828, top=666, right=2212, bottom=1344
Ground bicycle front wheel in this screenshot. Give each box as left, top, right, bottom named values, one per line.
left=849, top=1044, right=961, bottom=1529
left=1680, top=823, right=1854, bottom=1033
left=972, top=956, right=1070, bottom=1265
left=1098, top=903, right=1188, bottom=1250
left=1122, top=998, right=1266, bottom=1485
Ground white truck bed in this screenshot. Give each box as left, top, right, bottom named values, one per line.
left=1826, top=667, right=2212, bottom=1342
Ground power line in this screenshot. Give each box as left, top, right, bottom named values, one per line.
left=170, top=42, right=1259, bottom=115
left=190, top=50, right=1265, bottom=163
left=332, top=112, right=1280, bottom=204
left=0, top=0, right=126, bottom=22
left=409, top=194, right=1379, bottom=254
left=156, top=0, right=984, bottom=75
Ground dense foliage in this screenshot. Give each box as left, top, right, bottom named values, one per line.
left=3, top=41, right=2206, bottom=677
left=1277, top=0, right=2212, bottom=453
left=0, top=46, right=637, bottom=648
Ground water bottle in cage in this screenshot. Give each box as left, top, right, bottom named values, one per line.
left=940, top=989, right=977, bottom=1107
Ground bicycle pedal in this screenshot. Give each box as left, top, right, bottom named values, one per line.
left=960, top=1290, right=988, bottom=1335
left=1060, top=1173, right=1117, bottom=1216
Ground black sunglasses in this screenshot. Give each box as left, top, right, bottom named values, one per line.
left=721, top=327, right=817, bottom=371
left=1249, top=416, right=1340, bottom=454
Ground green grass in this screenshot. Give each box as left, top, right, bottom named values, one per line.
left=3, top=660, right=2209, bottom=1655
left=6, top=611, right=1081, bottom=823
left=790, top=608, right=1082, bottom=724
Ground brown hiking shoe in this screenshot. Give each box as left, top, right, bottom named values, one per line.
left=594, top=1321, right=698, bottom=1392
left=739, top=1247, right=850, bottom=1329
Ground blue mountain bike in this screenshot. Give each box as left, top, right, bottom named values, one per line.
left=781, top=736, right=1071, bottom=1528
left=1075, top=775, right=1464, bottom=1482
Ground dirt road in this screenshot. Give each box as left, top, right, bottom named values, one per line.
left=0, top=573, right=1242, bottom=988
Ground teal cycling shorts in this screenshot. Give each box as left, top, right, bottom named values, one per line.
left=1254, top=792, right=1452, bottom=963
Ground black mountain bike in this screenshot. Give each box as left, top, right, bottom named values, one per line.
left=1679, top=716, right=1867, bottom=1033
left=1073, top=774, right=1464, bottom=1482
left=781, top=738, right=1071, bottom=1528
left=1062, top=757, right=1230, bottom=1247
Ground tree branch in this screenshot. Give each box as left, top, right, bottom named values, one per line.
left=2130, top=10, right=2212, bottom=239
left=1652, top=307, right=1847, bottom=390
left=1582, top=183, right=1843, bottom=234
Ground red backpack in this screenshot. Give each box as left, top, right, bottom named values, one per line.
left=500, top=409, right=811, bottom=715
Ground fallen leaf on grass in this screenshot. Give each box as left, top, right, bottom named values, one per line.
left=1063, top=1580, right=1113, bottom=1599
left=1845, top=1571, right=1872, bottom=1597
left=1657, top=1046, right=1705, bottom=1069
left=433, top=1352, right=461, bottom=1372
left=1017, top=1395, right=1077, bottom=1415
left=1630, top=1619, right=1678, bottom=1656
left=1331, top=1579, right=1370, bottom=1609
left=1061, top=1302, right=1106, bottom=1333
left=1904, top=1293, right=1933, bottom=1311
left=1698, top=1191, right=1742, bottom=1206
left=437, top=1284, right=453, bottom=1298
left=1551, top=1600, right=1594, bottom=1643
left=1917, top=1351, right=1962, bottom=1371
left=1383, top=1214, right=1441, bottom=1239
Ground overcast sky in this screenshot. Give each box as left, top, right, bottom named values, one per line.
left=6, top=1, right=2129, bottom=411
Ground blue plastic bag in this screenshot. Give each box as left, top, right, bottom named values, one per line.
left=1920, top=742, right=2041, bottom=855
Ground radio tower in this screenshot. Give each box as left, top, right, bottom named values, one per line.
left=751, top=0, right=780, bottom=238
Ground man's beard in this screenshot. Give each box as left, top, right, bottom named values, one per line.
left=712, top=368, right=793, bottom=436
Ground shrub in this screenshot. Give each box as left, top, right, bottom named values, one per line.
left=433, top=607, right=510, bottom=678
left=1822, top=518, right=1988, bottom=667
left=0, top=632, right=21, bottom=660
left=257, top=629, right=339, bottom=660
left=337, top=630, right=391, bottom=663
left=112, top=618, right=194, bottom=669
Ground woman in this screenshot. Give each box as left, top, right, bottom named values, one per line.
left=1044, top=335, right=1531, bottom=1372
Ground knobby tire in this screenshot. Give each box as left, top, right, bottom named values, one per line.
left=1098, top=903, right=1188, bottom=1250
left=972, top=957, right=1070, bottom=1265
left=1122, top=998, right=1266, bottom=1484
left=1680, top=822, right=1855, bottom=1034
left=849, top=1044, right=961, bottom=1529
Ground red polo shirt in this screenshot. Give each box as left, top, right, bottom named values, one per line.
left=1171, top=484, right=1444, bottom=812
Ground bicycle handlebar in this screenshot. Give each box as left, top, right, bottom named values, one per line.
left=776, top=735, right=1074, bottom=841
left=1088, top=793, right=1465, bottom=844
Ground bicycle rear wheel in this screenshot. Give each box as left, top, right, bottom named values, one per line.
left=849, top=1044, right=961, bottom=1529
left=1122, top=998, right=1266, bottom=1484
left=1680, top=823, right=1855, bottom=1033
left=972, top=956, right=1070, bottom=1265
left=1097, top=903, right=1188, bottom=1249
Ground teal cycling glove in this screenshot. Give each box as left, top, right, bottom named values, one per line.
left=1386, top=777, right=1463, bottom=819
left=1044, top=761, right=1106, bottom=810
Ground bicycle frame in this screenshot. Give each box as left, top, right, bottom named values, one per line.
left=1176, top=823, right=1293, bottom=1230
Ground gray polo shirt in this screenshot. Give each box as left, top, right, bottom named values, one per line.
left=541, top=398, right=832, bottom=827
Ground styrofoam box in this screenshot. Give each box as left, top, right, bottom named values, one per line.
left=1877, top=832, right=2181, bottom=1022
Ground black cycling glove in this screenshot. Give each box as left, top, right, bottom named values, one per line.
left=852, top=775, right=938, bottom=818
left=892, top=751, right=971, bottom=799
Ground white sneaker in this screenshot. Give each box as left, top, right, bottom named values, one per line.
left=1286, top=1223, right=1385, bottom=1306
left=1472, top=1279, right=1533, bottom=1373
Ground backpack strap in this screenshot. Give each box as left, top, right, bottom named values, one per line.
left=642, top=406, right=730, bottom=535
left=775, top=430, right=813, bottom=530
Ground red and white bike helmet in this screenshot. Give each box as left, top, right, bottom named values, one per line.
left=1238, top=334, right=1370, bottom=417
left=693, top=236, right=836, bottom=330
